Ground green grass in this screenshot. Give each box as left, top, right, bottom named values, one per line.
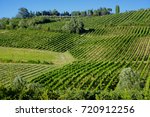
left=0, top=46, right=75, bottom=65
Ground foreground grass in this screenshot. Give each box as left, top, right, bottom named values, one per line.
left=0, top=46, right=75, bottom=65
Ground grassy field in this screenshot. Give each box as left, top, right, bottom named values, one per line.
left=0, top=46, right=75, bottom=65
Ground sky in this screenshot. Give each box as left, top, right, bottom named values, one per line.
left=0, top=0, right=150, bottom=18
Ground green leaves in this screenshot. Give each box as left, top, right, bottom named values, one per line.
left=116, top=67, right=142, bottom=91
left=62, top=18, right=84, bottom=34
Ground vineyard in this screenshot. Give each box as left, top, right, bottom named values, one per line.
left=0, top=9, right=150, bottom=99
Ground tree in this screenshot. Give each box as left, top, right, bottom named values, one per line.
left=81, top=11, right=87, bottom=16
left=52, top=9, right=60, bottom=16
left=62, top=11, right=70, bottom=16
left=87, top=10, right=93, bottom=16
left=29, top=11, right=35, bottom=17
left=0, top=18, right=9, bottom=29
left=116, top=5, right=120, bottom=14
left=93, top=10, right=99, bottom=16
left=107, top=8, right=112, bottom=14
left=116, top=67, right=141, bottom=91
left=0, top=23, right=5, bottom=29
left=13, top=76, right=27, bottom=91
left=62, top=18, right=84, bottom=34
left=16, top=7, right=30, bottom=18
left=41, top=10, right=49, bottom=16
left=35, top=11, right=42, bottom=16
left=71, top=11, right=81, bottom=16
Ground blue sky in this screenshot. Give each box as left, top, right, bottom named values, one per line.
left=0, top=0, right=150, bottom=18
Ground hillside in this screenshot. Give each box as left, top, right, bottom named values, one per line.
left=0, top=9, right=150, bottom=99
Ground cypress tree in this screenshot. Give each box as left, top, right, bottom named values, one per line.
left=116, top=5, right=120, bottom=14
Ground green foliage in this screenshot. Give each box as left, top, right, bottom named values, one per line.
left=19, top=83, right=43, bottom=100
left=62, top=18, right=84, bottom=34
left=29, top=17, right=52, bottom=25
left=0, top=18, right=9, bottom=29
left=71, top=11, right=81, bottom=16
left=58, top=89, right=86, bottom=100
left=93, top=8, right=112, bottom=16
left=0, top=23, right=5, bottom=29
left=12, top=76, right=27, bottom=91
left=116, top=68, right=141, bottom=91
left=17, top=17, right=52, bottom=29
left=81, top=11, right=87, bottom=17
left=87, top=10, right=93, bottom=16
left=16, top=7, right=30, bottom=18
left=0, top=75, right=149, bottom=100
left=95, top=90, right=145, bottom=100
left=18, top=19, right=28, bottom=28
left=0, top=77, right=45, bottom=100
left=0, top=9, right=150, bottom=100
left=116, top=5, right=120, bottom=14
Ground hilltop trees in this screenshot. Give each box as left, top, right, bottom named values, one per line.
left=71, top=11, right=81, bottom=16
left=14, top=7, right=112, bottom=18
left=93, top=8, right=112, bottom=16
left=88, top=10, right=93, bottom=16
left=16, top=8, right=30, bottom=18
left=61, top=11, right=70, bottom=16
left=81, top=11, right=87, bottom=16
left=116, top=5, right=120, bottom=14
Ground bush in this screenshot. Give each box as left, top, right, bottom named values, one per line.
left=62, top=18, right=85, bottom=34
left=18, top=19, right=27, bottom=28
left=0, top=23, right=5, bottom=29
left=116, top=67, right=141, bottom=91
left=12, top=76, right=27, bottom=91
left=28, top=17, right=51, bottom=26
left=95, top=90, right=145, bottom=100
left=19, top=83, right=43, bottom=100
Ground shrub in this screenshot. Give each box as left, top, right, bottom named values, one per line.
left=0, top=22, right=5, bottom=29
left=19, top=83, right=43, bottom=100
left=12, top=76, right=27, bottom=91
left=116, top=67, right=141, bottom=91
left=28, top=17, right=51, bottom=26
left=62, top=18, right=85, bottom=34
left=18, top=19, right=27, bottom=28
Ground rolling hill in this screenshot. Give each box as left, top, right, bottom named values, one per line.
left=0, top=9, right=150, bottom=99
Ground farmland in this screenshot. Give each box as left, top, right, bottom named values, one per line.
left=0, top=46, right=75, bottom=65
left=0, top=9, right=150, bottom=99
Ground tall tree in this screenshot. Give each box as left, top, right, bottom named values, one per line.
left=87, top=10, right=93, bottom=16
left=62, top=11, right=70, bottom=16
left=16, top=7, right=30, bottom=18
left=52, top=9, right=60, bottom=16
left=35, top=11, right=42, bottom=16
left=115, top=5, right=120, bottom=14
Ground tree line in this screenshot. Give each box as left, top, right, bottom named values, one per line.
left=16, top=7, right=114, bottom=18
